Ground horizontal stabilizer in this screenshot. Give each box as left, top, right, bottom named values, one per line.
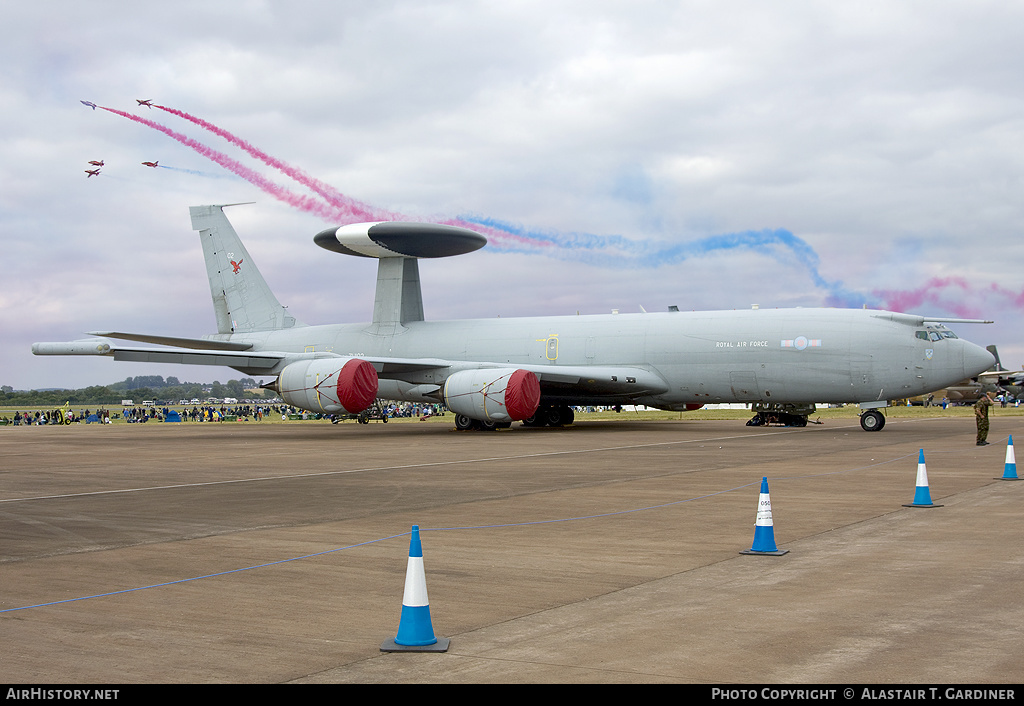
left=34, top=339, right=285, bottom=368
left=88, top=331, right=252, bottom=351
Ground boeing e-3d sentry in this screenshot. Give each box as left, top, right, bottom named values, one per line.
left=32, top=205, right=996, bottom=432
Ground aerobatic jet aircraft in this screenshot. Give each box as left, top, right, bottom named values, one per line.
left=33, top=205, right=996, bottom=432
left=87, top=160, right=104, bottom=167
left=141, top=161, right=159, bottom=168
left=136, top=99, right=153, bottom=108
left=84, top=168, right=100, bottom=178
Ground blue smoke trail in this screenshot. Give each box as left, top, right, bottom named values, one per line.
left=462, top=214, right=876, bottom=307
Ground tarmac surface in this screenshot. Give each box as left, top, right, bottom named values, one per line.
left=1, top=415, right=1021, bottom=684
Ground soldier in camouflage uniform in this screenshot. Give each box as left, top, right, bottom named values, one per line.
left=975, top=390, right=995, bottom=446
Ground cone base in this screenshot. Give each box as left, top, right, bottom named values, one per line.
left=380, top=637, right=450, bottom=653
left=740, top=549, right=789, bottom=556
left=902, top=503, right=944, bottom=508
left=996, top=476, right=1022, bottom=481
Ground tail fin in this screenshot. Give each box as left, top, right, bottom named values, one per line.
left=987, top=344, right=1003, bottom=371
left=189, top=204, right=305, bottom=334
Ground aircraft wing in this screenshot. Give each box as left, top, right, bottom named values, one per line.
left=976, top=369, right=1024, bottom=386
left=32, top=338, right=667, bottom=398
left=511, top=363, right=669, bottom=396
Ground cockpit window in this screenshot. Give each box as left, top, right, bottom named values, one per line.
left=916, top=331, right=929, bottom=341
left=930, top=332, right=943, bottom=342
left=941, top=331, right=959, bottom=339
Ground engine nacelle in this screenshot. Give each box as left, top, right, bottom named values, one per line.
left=442, top=368, right=541, bottom=423
left=278, top=358, right=378, bottom=414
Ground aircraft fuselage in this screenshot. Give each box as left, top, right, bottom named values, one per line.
left=219, top=307, right=992, bottom=410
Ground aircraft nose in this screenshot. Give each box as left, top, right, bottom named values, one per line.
left=963, top=342, right=996, bottom=377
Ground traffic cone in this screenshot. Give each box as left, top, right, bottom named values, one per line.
left=740, top=477, right=788, bottom=556
left=999, top=435, right=1020, bottom=480
left=380, top=525, right=450, bottom=652
left=903, top=449, right=943, bottom=508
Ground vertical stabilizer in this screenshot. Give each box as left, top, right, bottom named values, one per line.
left=189, top=204, right=304, bottom=334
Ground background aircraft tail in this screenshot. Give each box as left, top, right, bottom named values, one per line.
left=986, top=344, right=1003, bottom=371
left=190, top=204, right=305, bottom=334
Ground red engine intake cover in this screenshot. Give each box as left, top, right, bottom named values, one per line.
left=336, top=359, right=378, bottom=413
left=504, top=369, right=541, bottom=421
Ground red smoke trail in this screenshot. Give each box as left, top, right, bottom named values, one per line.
left=152, top=104, right=553, bottom=248
left=875, top=276, right=1024, bottom=318
left=149, top=105, right=555, bottom=248
left=153, top=104, right=400, bottom=221
left=102, top=106, right=621, bottom=251
left=100, top=106, right=370, bottom=222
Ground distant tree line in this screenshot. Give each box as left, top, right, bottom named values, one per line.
left=0, top=376, right=268, bottom=407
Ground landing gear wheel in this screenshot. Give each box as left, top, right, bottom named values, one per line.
left=545, top=407, right=566, bottom=427
left=860, top=409, right=885, bottom=432
left=454, top=414, right=477, bottom=431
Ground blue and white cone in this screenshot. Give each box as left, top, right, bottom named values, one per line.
left=381, top=525, right=450, bottom=652
left=740, top=477, right=788, bottom=556
left=903, top=449, right=943, bottom=508
left=1000, top=435, right=1020, bottom=480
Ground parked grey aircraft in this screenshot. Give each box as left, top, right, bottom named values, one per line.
left=33, top=204, right=996, bottom=432
left=975, top=345, right=1024, bottom=400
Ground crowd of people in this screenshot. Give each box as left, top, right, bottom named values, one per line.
left=0, top=401, right=452, bottom=426
left=2, top=407, right=115, bottom=425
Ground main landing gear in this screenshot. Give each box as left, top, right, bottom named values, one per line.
left=453, top=405, right=576, bottom=431
left=521, top=405, right=575, bottom=428
left=453, top=414, right=511, bottom=432
left=746, top=402, right=815, bottom=428
left=746, top=411, right=808, bottom=427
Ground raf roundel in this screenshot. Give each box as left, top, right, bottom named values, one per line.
left=314, top=222, right=487, bottom=259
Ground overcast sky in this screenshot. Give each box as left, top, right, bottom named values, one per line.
left=3, top=1, right=1023, bottom=390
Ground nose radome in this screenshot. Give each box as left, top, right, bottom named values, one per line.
left=963, top=342, right=996, bottom=377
